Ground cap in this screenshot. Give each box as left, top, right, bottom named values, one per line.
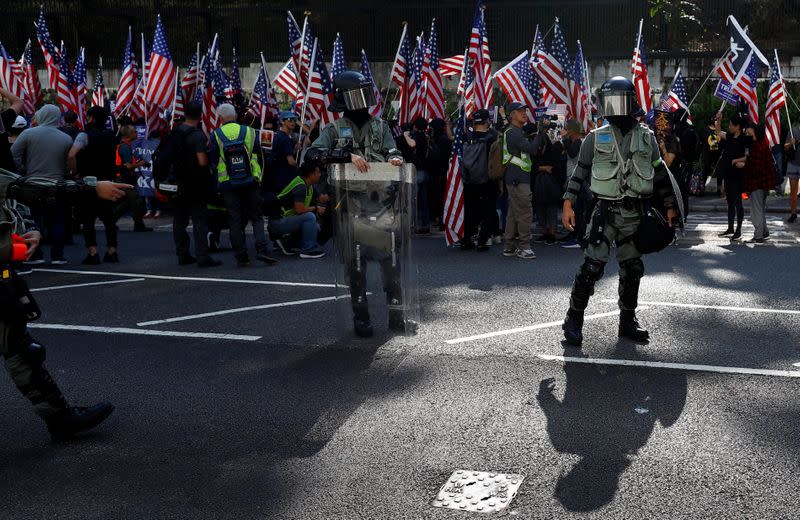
left=12, top=116, right=27, bottom=129
left=279, top=111, right=298, bottom=121
left=471, top=109, right=490, bottom=123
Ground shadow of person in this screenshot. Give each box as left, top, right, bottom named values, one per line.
left=537, top=351, right=688, bottom=512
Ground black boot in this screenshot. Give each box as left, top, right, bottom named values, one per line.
left=562, top=308, right=584, bottom=347
left=45, top=402, right=115, bottom=441
left=618, top=310, right=650, bottom=342
left=352, top=300, right=373, bottom=338
left=388, top=308, right=418, bottom=335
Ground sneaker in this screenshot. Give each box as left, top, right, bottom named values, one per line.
left=731, top=231, right=742, bottom=240
left=256, top=253, right=279, bottom=265
left=788, top=214, right=797, bottom=224
left=143, top=211, right=154, bottom=219
left=50, top=257, right=68, bottom=265
left=718, top=228, right=735, bottom=237
left=516, top=248, right=536, bottom=259
left=533, top=235, right=548, bottom=244
left=275, top=238, right=297, bottom=256
left=103, top=252, right=119, bottom=263
left=82, top=253, right=101, bottom=265
left=744, top=237, right=765, bottom=244
left=13, top=262, right=33, bottom=275
left=502, top=246, right=517, bottom=257
left=299, top=250, right=326, bottom=259
left=545, top=235, right=557, bottom=246
left=178, top=255, right=197, bottom=266
left=197, top=257, right=222, bottom=268
left=560, top=239, right=581, bottom=249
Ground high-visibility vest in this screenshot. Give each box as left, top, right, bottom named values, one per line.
left=276, top=176, right=313, bottom=217
left=501, top=128, right=532, bottom=173
left=212, top=122, right=261, bottom=185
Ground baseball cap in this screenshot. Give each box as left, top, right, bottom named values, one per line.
left=12, top=116, right=28, bottom=129
left=471, top=109, right=490, bottom=123
left=506, top=102, right=527, bottom=115
left=279, top=111, right=298, bottom=121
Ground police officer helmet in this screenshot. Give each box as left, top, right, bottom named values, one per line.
left=329, top=71, right=376, bottom=113
left=599, top=76, right=640, bottom=120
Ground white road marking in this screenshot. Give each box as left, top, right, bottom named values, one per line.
left=30, top=278, right=145, bottom=292
left=445, top=308, right=650, bottom=345
left=794, top=363, right=800, bottom=368
left=601, top=299, right=800, bottom=315
left=27, top=323, right=262, bottom=342
left=537, top=354, right=800, bottom=379
left=137, top=295, right=348, bottom=326
left=33, top=268, right=336, bottom=288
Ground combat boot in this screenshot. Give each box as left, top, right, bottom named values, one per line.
left=562, top=308, right=584, bottom=347
left=618, top=310, right=650, bottom=342
left=353, top=304, right=373, bottom=338
left=388, top=309, right=418, bottom=335
left=45, top=401, right=115, bottom=442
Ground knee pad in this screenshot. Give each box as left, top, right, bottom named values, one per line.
left=577, top=259, right=606, bottom=284
left=619, top=258, right=645, bottom=280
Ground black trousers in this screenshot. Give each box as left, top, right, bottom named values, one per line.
left=463, top=182, right=497, bottom=245
left=82, top=199, right=118, bottom=248
left=724, top=173, right=745, bottom=231
left=113, top=189, right=147, bottom=229
left=173, top=197, right=211, bottom=260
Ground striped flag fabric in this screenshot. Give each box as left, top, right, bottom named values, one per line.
left=36, top=8, right=73, bottom=114
left=214, top=60, right=228, bottom=102
left=532, top=21, right=570, bottom=109
left=91, top=57, right=106, bottom=107
left=660, top=68, right=689, bottom=114
left=425, top=19, right=445, bottom=120
left=145, top=15, right=176, bottom=111
left=410, top=34, right=425, bottom=122
left=359, top=50, right=383, bottom=118
left=170, top=79, right=184, bottom=126
left=0, top=42, right=34, bottom=115
left=631, top=22, right=652, bottom=113
left=20, top=40, right=42, bottom=112
left=287, top=11, right=303, bottom=92
left=494, top=51, right=540, bottom=116
left=390, top=23, right=410, bottom=88
left=304, top=39, right=339, bottom=126
left=740, top=57, right=761, bottom=124
left=443, top=87, right=468, bottom=245
left=274, top=59, right=298, bottom=97
left=73, top=48, right=88, bottom=125
left=198, top=55, right=219, bottom=136
left=115, top=27, right=138, bottom=116
left=570, top=41, right=590, bottom=130
left=58, top=45, right=80, bottom=117
left=439, top=54, right=465, bottom=78
left=224, top=47, right=242, bottom=100
left=715, top=16, right=770, bottom=100
left=765, top=52, right=787, bottom=147
left=248, top=61, right=279, bottom=128
left=331, top=33, right=347, bottom=79
left=297, top=18, right=315, bottom=106
left=531, top=26, right=555, bottom=108
left=466, top=1, right=492, bottom=116
left=180, top=52, right=199, bottom=102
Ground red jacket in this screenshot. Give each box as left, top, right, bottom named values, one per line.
left=744, top=135, right=776, bottom=192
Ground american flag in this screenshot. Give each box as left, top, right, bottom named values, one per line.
left=494, top=51, right=540, bottom=116
left=297, top=18, right=315, bottom=108
left=740, top=56, right=761, bottom=124
left=532, top=21, right=570, bottom=109
left=20, top=40, right=42, bottom=112
left=287, top=11, right=303, bottom=90
left=660, top=68, right=689, bottom=113
left=36, top=8, right=73, bottom=115
left=305, top=39, right=339, bottom=126
left=274, top=59, right=299, bottom=97
left=331, top=33, right=347, bottom=79
left=224, top=47, right=242, bottom=100
left=440, top=54, right=465, bottom=78
left=170, top=79, right=184, bottom=127
left=392, top=25, right=413, bottom=124
left=425, top=19, right=445, bottom=120
left=215, top=62, right=229, bottom=102
left=248, top=60, right=279, bottom=128
left=74, top=48, right=88, bottom=117
left=466, top=1, right=492, bottom=117
left=765, top=52, right=786, bottom=147
left=631, top=21, right=652, bottom=113
left=115, top=27, right=138, bottom=116
left=59, top=45, right=81, bottom=119
left=91, top=57, right=106, bottom=107
left=570, top=41, right=590, bottom=131
left=180, top=52, right=199, bottom=102
left=360, top=49, right=383, bottom=118
left=715, top=16, right=769, bottom=101
left=145, top=15, right=176, bottom=111
left=0, top=42, right=33, bottom=115
left=198, top=54, right=219, bottom=136
left=410, top=34, right=425, bottom=121
left=443, top=85, right=468, bottom=245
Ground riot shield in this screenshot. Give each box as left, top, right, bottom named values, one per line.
left=329, top=162, right=420, bottom=337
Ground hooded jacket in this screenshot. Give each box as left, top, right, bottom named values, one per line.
left=10, top=104, right=74, bottom=180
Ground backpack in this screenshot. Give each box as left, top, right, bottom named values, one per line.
left=488, top=133, right=507, bottom=180
left=461, top=136, right=490, bottom=185
left=152, top=126, right=195, bottom=198
left=215, top=125, right=254, bottom=186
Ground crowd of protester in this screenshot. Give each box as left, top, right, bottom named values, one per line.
left=0, top=85, right=794, bottom=272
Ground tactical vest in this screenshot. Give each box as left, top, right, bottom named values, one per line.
left=277, top=176, right=313, bottom=217
left=590, top=123, right=656, bottom=200
left=213, top=123, right=262, bottom=185
left=501, top=128, right=532, bottom=173
left=331, top=117, right=389, bottom=162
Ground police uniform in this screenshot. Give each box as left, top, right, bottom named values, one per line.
left=561, top=77, right=676, bottom=347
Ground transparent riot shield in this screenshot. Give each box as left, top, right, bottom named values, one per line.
left=329, top=162, right=420, bottom=337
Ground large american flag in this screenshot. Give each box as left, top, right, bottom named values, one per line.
left=331, top=33, right=346, bottom=79
left=570, top=41, right=590, bottom=131
left=73, top=48, right=88, bottom=125
left=765, top=52, right=787, bottom=148
left=145, top=15, right=176, bottom=111
left=425, top=19, right=445, bottom=120
left=466, top=1, right=492, bottom=117
left=198, top=53, right=219, bottom=136
left=494, top=51, right=539, bottom=116
left=410, top=34, right=425, bottom=122
left=532, top=21, right=570, bottom=109
left=660, top=68, right=689, bottom=113
left=740, top=56, right=761, bottom=124
left=631, top=22, right=652, bottom=113
left=115, top=27, right=138, bottom=116
left=247, top=60, right=279, bottom=127
left=304, top=39, right=339, bottom=126
left=180, top=52, right=199, bottom=102
left=0, top=42, right=33, bottom=115
left=91, top=57, right=106, bottom=107
left=20, top=40, right=42, bottom=113
left=297, top=18, right=315, bottom=108
left=36, top=8, right=73, bottom=115
left=59, top=45, right=81, bottom=118
left=443, top=61, right=472, bottom=245
left=440, top=54, right=465, bottom=78
left=360, top=49, right=383, bottom=118
left=224, top=47, right=242, bottom=100
left=391, top=25, right=413, bottom=124
left=287, top=11, right=303, bottom=94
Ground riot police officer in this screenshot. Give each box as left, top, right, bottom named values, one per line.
left=561, top=77, right=679, bottom=347
left=306, top=71, right=414, bottom=338
left=0, top=166, right=128, bottom=440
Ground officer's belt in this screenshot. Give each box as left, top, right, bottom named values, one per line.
left=604, top=197, right=644, bottom=212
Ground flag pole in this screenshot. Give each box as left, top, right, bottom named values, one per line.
left=632, top=19, right=643, bottom=83
left=774, top=49, right=795, bottom=144
left=141, top=32, right=148, bottom=135
left=383, top=22, right=408, bottom=120
left=296, top=38, right=318, bottom=162
left=194, top=42, right=200, bottom=98
left=687, top=49, right=730, bottom=110
left=296, top=14, right=310, bottom=103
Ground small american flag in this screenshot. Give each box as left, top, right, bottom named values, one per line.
left=360, top=49, right=383, bottom=118
left=443, top=94, right=467, bottom=245
left=391, top=24, right=410, bottom=88
left=287, top=11, right=303, bottom=87
left=74, top=48, right=88, bottom=123
left=410, top=34, right=425, bottom=121
left=180, top=52, right=198, bottom=102
left=660, top=68, right=689, bottom=114
left=248, top=61, right=279, bottom=128
left=91, top=57, right=106, bottom=107
left=274, top=59, right=299, bottom=97
left=331, top=33, right=347, bottom=79
left=36, top=8, right=73, bottom=115
left=20, top=40, right=42, bottom=112
left=631, top=21, right=652, bottom=113
left=570, top=41, right=590, bottom=130
left=199, top=55, right=219, bottom=136
left=439, top=55, right=464, bottom=78
left=145, top=15, right=176, bottom=111
left=0, top=42, right=33, bottom=115
left=59, top=45, right=80, bottom=118
left=740, top=56, right=761, bottom=124
left=305, top=40, right=339, bottom=126
left=297, top=18, right=315, bottom=104
left=765, top=52, right=786, bottom=148
left=115, top=27, right=138, bottom=116
left=425, top=18, right=445, bottom=120
left=532, top=21, right=569, bottom=108
left=215, top=63, right=229, bottom=102
left=494, top=51, right=539, bottom=116
left=466, top=1, right=492, bottom=116
left=224, top=47, right=242, bottom=100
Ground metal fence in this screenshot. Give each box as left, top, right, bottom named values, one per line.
left=3, top=0, right=799, bottom=68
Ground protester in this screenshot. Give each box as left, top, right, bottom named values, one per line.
left=427, top=118, right=452, bottom=230
left=270, top=111, right=300, bottom=192
left=8, top=116, right=27, bottom=144
left=715, top=114, right=752, bottom=240
left=59, top=111, right=81, bottom=141
left=68, top=106, right=120, bottom=264
left=399, top=117, right=430, bottom=233
left=672, top=108, right=697, bottom=216
left=743, top=124, right=776, bottom=243
left=560, top=120, right=585, bottom=249
left=532, top=119, right=565, bottom=246
left=698, top=116, right=722, bottom=197
left=210, top=103, right=277, bottom=266
left=269, top=160, right=326, bottom=259
left=460, top=109, right=498, bottom=251
left=501, top=102, right=541, bottom=259
left=783, top=130, right=799, bottom=223
left=11, top=104, right=74, bottom=264
left=114, top=125, right=153, bottom=233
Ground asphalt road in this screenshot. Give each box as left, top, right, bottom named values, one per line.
left=1, top=212, right=798, bottom=519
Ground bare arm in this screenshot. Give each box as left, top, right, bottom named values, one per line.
left=0, top=88, right=24, bottom=115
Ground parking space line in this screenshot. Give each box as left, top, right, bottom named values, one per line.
left=601, top=299, right=800, bottom=315
left=27, top=323, right=262, bottom=342
left=137, top=295, right=347, bottom=326
left=444, top=308, right=647, bottom=345
left=537, top=354, right=800, bottom=379
left=33, top=268, right=336, bottom=288
left=30, top=278, right=145, bottom=292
